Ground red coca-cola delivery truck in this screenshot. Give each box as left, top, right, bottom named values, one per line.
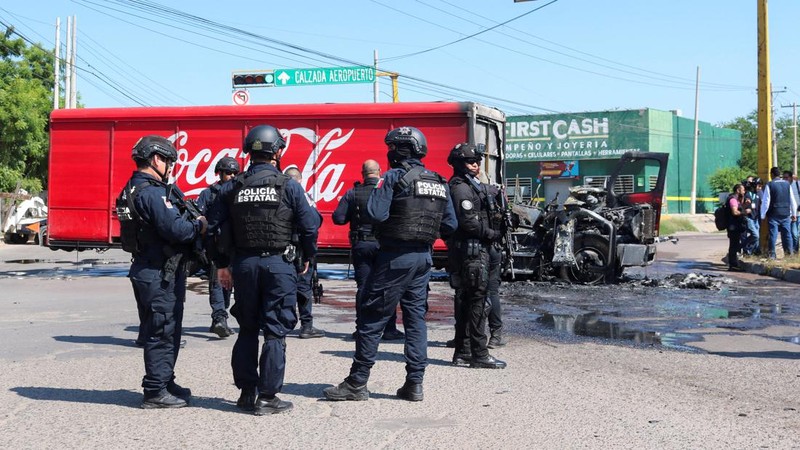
left=47, top=102, right=506, bottom=263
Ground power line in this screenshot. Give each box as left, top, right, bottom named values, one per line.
left=379, top=0, right=559, bottom=62
left=433, top=0, right=752, bottom=91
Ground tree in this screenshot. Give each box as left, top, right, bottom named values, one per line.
left=718, top=109, right=797, bottom=177
left=0, top=29, right=54, bottom=193
left=708, top=166, right=750, bottom=197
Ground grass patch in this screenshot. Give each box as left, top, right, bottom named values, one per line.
left=742, top=253, right=800, bottom=271
left=659, top=217, right=698, bottom=235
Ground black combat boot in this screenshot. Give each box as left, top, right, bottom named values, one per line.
left=236, top=387, right=257, bottom=411
left=487, top=328, right=507, bottom=349
left=452, top=351, right=472, bottom=366
left=469, top=354, right=507, bottom=369
left=299, top=323, right=325, bottom=339
left=254, top=395, right=293, bottom=415
left=166, top=381, right=192, bottom=400
left=323, top=379, right=369, bottom=401
left=210, top=316, right=234, bottom=338
left=141, top=389, right=187, bottom=409
left=396, top=380, right=423, bottom=402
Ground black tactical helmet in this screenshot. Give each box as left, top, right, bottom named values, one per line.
left=131, top=135, right=177, bottom=163
left=244, top=125, right=286, bottom=156
left=447, top=143, right=485, bottom=166
left=214, top=156, right=240, bottom=174
left=384, top=126, right=428, bottom=158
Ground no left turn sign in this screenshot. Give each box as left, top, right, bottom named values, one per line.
left=232, top=90, right=249, bottom=105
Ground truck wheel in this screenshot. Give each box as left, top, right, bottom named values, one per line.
left=4, top=233, right=28, bottom=245
left=559, top=234, right=611, bottom=285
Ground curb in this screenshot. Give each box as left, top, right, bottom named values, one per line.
left=740, top=260, right=800, bottom=284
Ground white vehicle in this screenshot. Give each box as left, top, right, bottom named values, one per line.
left=2, top=196, right=48, bottom=245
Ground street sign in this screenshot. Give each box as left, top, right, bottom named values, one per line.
left=232, top=90, right=249, bottom=105
left=273, top=66, right=375, bottom=87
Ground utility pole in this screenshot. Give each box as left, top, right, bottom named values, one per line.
left=53, top=18, right=60, bottom=110
left=771, top=85, right=786, bottom=164
left=373, top=50, right=379, bottom=103
left=757, top=0, right=772, bottom=251
left=782, top=102, right=798, bottom=175
left=690, top=66, right=700, bottom=214
left=69, top=15, right=77, bottom=109
left=64, top=16, right=72, bottom=109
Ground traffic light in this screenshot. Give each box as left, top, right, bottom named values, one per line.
left=232, top=71, right=275, bottom=88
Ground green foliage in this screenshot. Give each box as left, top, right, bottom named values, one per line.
left=718, top=109, right=797, bottom=176
left=0, top=30, right=53, bottom=193
left=708, top=166, right=750, bottom=196
left=659, top=217, right=698, bottom=235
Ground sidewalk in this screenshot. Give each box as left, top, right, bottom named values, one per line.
left=666, top=213, right=800, bottom=284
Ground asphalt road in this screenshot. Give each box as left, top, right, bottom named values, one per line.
left=0, top=236, right=798, bottom=449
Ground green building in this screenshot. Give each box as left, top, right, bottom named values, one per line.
left=504, top=108, right=741, bottom=213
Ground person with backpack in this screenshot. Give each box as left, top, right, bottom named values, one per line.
left=115, top=136, right=207, bottom=409
left=742, top=177, right=761, bottom=256
left=726, top=183, right=750, bottom=271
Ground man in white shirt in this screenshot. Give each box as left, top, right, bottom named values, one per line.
left=760, top=167, right=797, bottom=258
left=782, top=170, right=800, bottom=253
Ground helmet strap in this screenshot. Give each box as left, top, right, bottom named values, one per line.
left=149, top=155, right=170, bottom=182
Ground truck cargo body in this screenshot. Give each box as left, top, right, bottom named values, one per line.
left=47, top=102, right=505, bottom=263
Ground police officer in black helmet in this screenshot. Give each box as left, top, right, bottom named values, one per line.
left=196, top=157, right=240, bottom=338
left=324, top=126, right=457, bottom=402
left=116, top=135, right=208, bottom=409
left=207, top=125, right=320, bottom=415
left=446, top=143, right=506, bottom=369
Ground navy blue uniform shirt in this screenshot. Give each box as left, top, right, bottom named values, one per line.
left=207, top=162, right=320, bottom=267
left=128, top=171, right=203, bottom=263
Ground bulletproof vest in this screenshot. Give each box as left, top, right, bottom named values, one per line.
left=767, top=180, right=791, bottom=218
left=350, top=178, right=378, bottom=240
left=115, top=179, right=163, bottom=255
left=449, top=176, right=494, bottom=242
left=228, top=169, right=294, bottom=250
left=377, top=166, right=448, bottom=245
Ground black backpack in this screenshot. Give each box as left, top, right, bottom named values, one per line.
left=713, top=196, right=732, bottom=231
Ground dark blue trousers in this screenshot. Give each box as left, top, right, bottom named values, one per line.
left=209, top=263, right=231, bottom=320
left=349, top=248, right=431, bottom=385
left=297, top=269, right=313, bottom=326
left=229, top=254, right=298, bottom=396
left=129, top=260, right=185, bottom=396
left=486, top=245, right=503, bottom=332
left=352, top=240, right=398, bottom=333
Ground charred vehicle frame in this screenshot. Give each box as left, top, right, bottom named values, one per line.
left=503, top=151, right=674, bottom=284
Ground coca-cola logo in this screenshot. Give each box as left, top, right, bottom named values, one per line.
left=167, top=127, right=353, bottom=202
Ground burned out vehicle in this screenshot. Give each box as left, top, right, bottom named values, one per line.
left=505, top=152, right=672, bottom=284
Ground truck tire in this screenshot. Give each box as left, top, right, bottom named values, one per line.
left=559, top=234, right=611, bottom=285
left=4, top=232, right=28, bottom=245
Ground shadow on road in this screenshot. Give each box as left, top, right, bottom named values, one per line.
left=10, top=386, right=233, bottom=411
left=706, top=350, right=800, bottom=359
left=11, top=387, right=142, bottom=407
left=53, top=335, right=137, bottom=347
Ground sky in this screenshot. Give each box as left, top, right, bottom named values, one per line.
left=3, top=0, right=800, bottom=126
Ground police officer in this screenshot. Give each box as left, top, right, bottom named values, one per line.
left=116, top=135, right=207, bottom=409
left=331, top=159, right=405, bottom=341
left=208, top=125, right=320, bottom=415
left=324, top=126, right=457, bottom=402
left=447, top=143, right=506, bottom=369
left=196, top=157, right=238, bottom=338
left=485, top=183, right=507, bottom=349
left=283, top=166, right=325, bottom=339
